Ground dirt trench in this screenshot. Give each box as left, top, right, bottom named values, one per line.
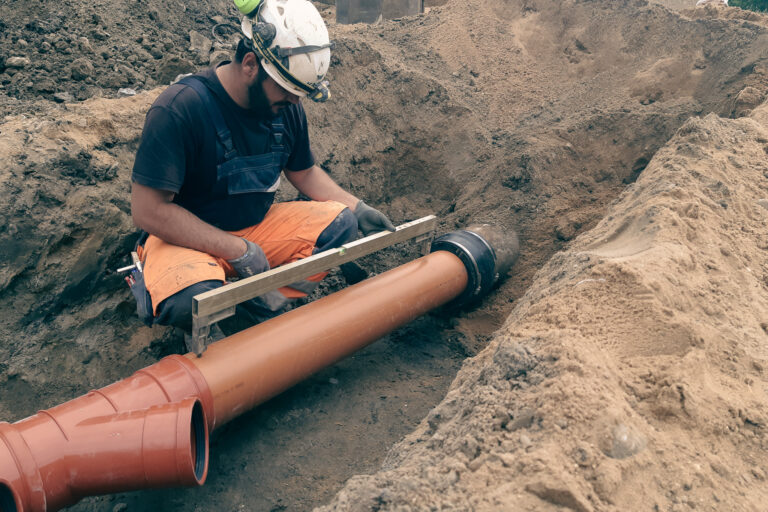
left=1, top=0, right=767, bottom=511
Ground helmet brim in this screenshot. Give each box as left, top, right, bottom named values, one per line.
left=261, top=59, right=309, bottom=98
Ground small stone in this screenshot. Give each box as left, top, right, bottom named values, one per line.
left=16, top=39, right=28, bottom=48
left=604, top=423, right=646, bottom=459
left=148, top=45, right=165, bottom=59
left=329, top=377, right=339, bottom=385
left=506, top=408, right=535, bottom=432
left=519, top=434, right=532, bottom=448
left=136, top=48, right=153, bottom=62
left=116, top=64, right=144, bottom=84
left=70, top=58, right=94, bottom=80
left=6, top=57, right=31, bottom=69
left=189, top=30, right=212, bottom=56
left=555, top=217, right=581, bottom=241
left=38, top=41, right=53, bottom=54
left=118, top=88, right=138, bottom=96
left=33, top=79, right=56, bottom=93
left=54, top=39, right=71, bottom=54
left=112, top=503, right=128, bottom=512
left=156, top=56, right=194, bottom=85
left=757, top=199, right=768, bottom=211
left=733, top=86, right=766, bottom=117
left=90, top=28, right=110, bottom=41
left=77, top=36, right=93, bottom=53
left=103, top=73, right=124, bottom=88
left=53, top=92, right=74, bottom=103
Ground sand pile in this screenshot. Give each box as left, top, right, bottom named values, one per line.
left=0, top=0, right=766, bottom=510
left=320, top=105, right=768, bottom=512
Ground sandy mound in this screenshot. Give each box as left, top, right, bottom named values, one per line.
left=320, top=105, right=768, bottom=512
left=1, top=0, right=767, bottom=510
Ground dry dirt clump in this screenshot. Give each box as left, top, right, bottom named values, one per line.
left=320, top=105, right=768, bottom=512
left=1, top=0, right=768, bottom=510
left=0, top=0, right=236, bottom=113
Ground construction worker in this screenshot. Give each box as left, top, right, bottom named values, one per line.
left=130, top=0, right=394, bottom=331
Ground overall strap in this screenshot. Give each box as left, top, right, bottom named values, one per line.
left=177, top=76, right=238, bottom=162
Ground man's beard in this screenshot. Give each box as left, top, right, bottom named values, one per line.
left=248, top=67, right=291, bottom=119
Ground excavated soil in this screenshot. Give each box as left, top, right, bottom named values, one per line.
left=1, top=0, right=767, bottom=511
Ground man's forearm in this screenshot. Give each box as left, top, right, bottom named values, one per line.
left=287, top=165, right=359, bottom=209
left=133, top=195, right=245, bottom=260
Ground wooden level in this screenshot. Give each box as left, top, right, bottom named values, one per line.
left=193, top=215, right=437, bottom=318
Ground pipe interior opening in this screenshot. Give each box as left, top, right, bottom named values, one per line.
left=191, top=401, right=207, bottom=482
left=0, top=482, right=17, bottom=512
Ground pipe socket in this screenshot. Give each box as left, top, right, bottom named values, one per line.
left=0, top=397, right=208, bottom=512
left=430, top=225, right=519, bottom=307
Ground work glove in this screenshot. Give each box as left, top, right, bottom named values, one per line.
left=354, top=200, right=396, bottom=236
left=227, top=238, right=270, bottom=278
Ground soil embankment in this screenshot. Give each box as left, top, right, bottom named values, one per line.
left=0, top=0, right=766, bottom=510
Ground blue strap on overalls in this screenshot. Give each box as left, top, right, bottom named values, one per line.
left=177, top=75, right=286, bottom=164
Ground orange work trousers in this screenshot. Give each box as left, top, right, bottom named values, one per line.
left=138, top=200, right=348, bottom=315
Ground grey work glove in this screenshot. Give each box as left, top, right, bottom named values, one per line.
left=227, top=238, right=269, bottom=278
left=354, top=200, right=396, bottom=236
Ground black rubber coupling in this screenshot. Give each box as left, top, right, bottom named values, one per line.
left=430, top=229, right=498, bottom=308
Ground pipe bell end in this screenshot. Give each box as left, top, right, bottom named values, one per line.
left=430, top=224, right=519, bottom=308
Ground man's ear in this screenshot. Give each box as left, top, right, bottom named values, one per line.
left=241, top=51, right=261, bottom=80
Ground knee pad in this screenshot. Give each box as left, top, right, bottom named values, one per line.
left=154, top=280, right=223, bottom=331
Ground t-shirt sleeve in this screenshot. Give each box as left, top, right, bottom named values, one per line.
left=284, top=103, right=315, bottom=172
left=131, top=105, right=191, bottom=193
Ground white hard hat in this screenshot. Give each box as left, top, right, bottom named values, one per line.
left=240, top=0, right=333, bottom=101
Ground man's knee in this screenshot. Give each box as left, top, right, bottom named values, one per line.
left=316, top=207, right=358, bottom=252
left=154, top=280, right=222, bottom=331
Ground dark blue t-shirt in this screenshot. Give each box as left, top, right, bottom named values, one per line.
left=131, top=66, right=315, bottom=231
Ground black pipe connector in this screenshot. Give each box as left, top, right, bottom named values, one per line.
left=431, top=230, right=498, bottom=307
left=431, top=225, right=519, bottom=308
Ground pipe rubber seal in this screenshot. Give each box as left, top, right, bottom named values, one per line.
left=430, top=229, right=497, bottom=307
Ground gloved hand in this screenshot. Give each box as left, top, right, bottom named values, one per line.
left=354, top=200, right=396, bottom=236
left=227, top=238, right=269, bottom=278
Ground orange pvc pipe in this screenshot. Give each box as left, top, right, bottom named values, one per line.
left=0, top=249, right=469, bottom=512
left=192, top=249, right=468, bottom=426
